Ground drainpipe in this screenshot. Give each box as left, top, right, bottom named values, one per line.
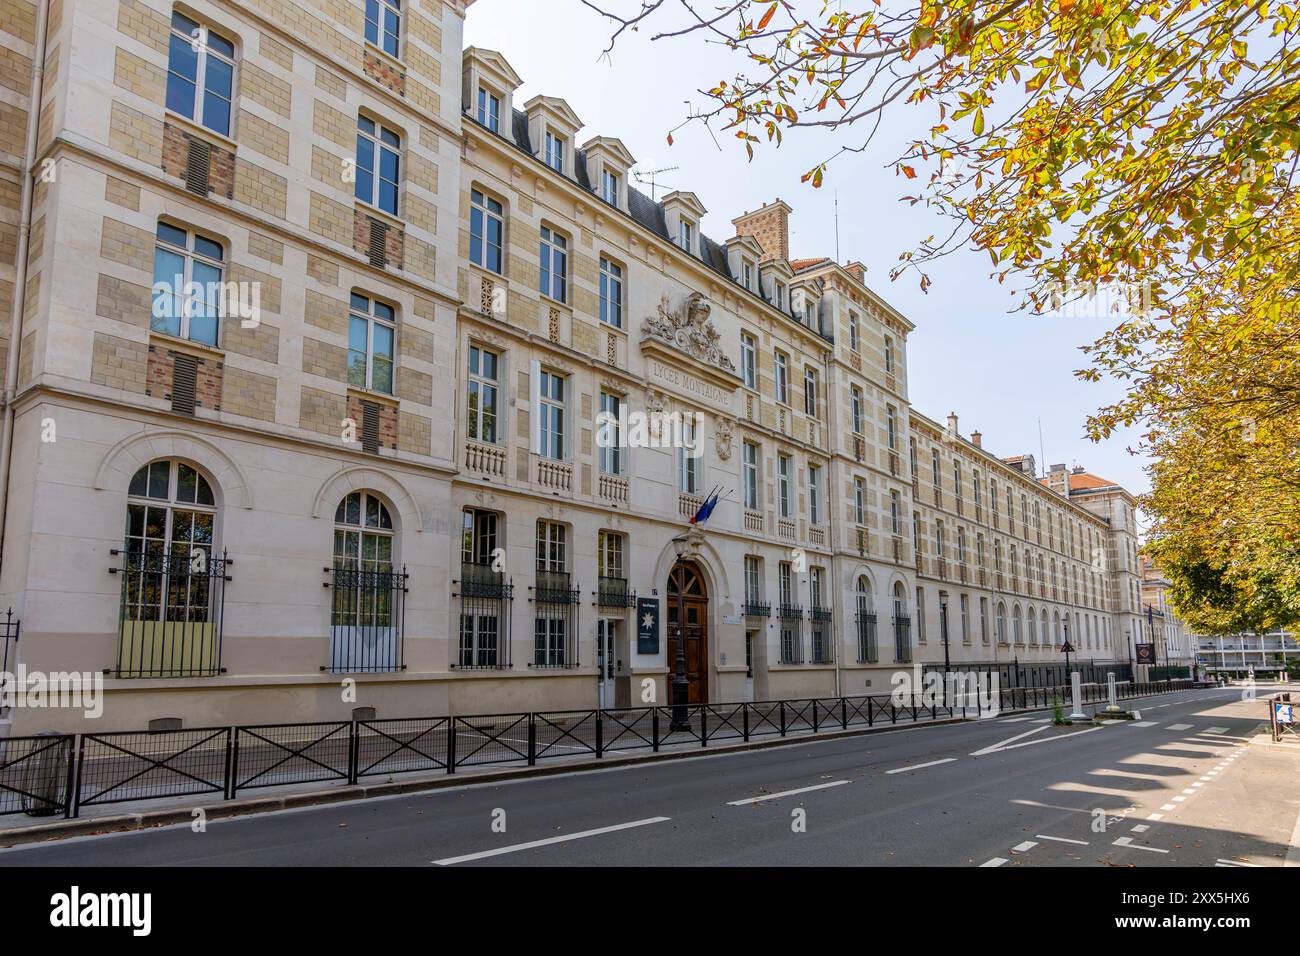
left=821, top=342, right=840, bottom=699
left=0, top=0, right=50, bottom=575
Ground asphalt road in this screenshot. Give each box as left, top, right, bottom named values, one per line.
left=4, top=686, right=1292, bottom=867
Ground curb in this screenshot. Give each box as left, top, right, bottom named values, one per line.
left=0, top=715, right=970, bottom=847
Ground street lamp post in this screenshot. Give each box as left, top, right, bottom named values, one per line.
left=670, top=535, right=690, bottom=732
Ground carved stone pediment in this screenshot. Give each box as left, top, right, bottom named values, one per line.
left=641, top=292, right=737, bottom=374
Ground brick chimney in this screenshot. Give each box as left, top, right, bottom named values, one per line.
left=971, top=430, right=982, bottom=448
left=845, top=261, right=866, bottom=284
left=1047, top=462, right=1069, bottom=496
left=732, top=199, right=792, bottom=263
left=946, top=411, right=959, bottom=438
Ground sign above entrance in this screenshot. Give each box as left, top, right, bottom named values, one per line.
left=637, top=597, right=660, bottom=655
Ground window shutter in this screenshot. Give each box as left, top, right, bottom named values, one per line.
left=185, top=138, right=211, bottom=196
left=170, top=353, right=198, bottom=415
left=360, top=400, right=380, bottom=454
left=367, top=219, right=389, bottom=268
left=529, top=359, right=542, bottom=455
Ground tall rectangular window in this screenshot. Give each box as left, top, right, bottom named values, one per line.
left=740, top=333, right=757, bottom=390
left=849, top=312, right=860, bottom=352
left=890, top=490, right=900, bottom=534
left=469, top=189, right=504, bottom=274
left=538, top=371, right=565, bottom=460
left=467, top=345, right=499, bottom=443
left=348, top=293, right=395, bottom=394
left=851, top=387, right=864, bottom=434
left=744, top=556, right=762, bottom=604
left=601, top=169, right=619, bottom=205
left=544, top=130, right=564, bottom=172
left=151, top=222, right=222, bottom=346
left=539, top=226, right=568, bottom=302
left=886, top=405, right=897, bottom=450
left=774, top=351, right=789, bottom=404
left=598, top=391, right=622, bottom=475
left=476, top=87, right=500, bottom=132
left=803, top=367, right=818, bottom=418
left=678, top=219, right=694, bottom=253
left=808, top=464, right=822, bottom=524
left=365, top=0, right=402, bottom=57
left=960, top=595, right=970, bottom=643
left=742, top=261, right=754, bottom=291
left=778, top=454, right=792, bottom=518
left=854, top=476, right=866, bottom=525
left=678, top=417, right=699, bottom=494
left=916, top=587, right=926, bottom=642
left=743, top=441, right=759, bottom=510
left=166, top=13, right=235, bottom=137
left=356, top=116, right=400, bottom=215
left=884, top=335, right=895, bottom=374
left=599, top=257, right=623, bottom=328
left=779, top=562, right=793, bottom=604
left=597, top=530, right=624, bottom=579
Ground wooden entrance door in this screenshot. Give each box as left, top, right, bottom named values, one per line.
left=666, top=561, right=708, bottom=704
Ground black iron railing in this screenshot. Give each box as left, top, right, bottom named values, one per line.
left=780, top=618, right=803, bottom=665
left=778, top=603, right=803, bottom=621
left=743, top=601, right=770, bottom=618
left=454, top=562, right=513, bottom=669
left=6, top=680, right=1199, bottom=819
left=325, top=565, right=407, bottom=673
left=810, top=606, right=832, bottom=622
left=856, top=610, right=878, bottom=663
left=810, top=620, right=833, bottom=664
left=111, top=547, right=231, bottom=677
left=596, top=576, right=635, bottom=608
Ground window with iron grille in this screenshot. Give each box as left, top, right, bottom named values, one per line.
left=597, top=530, right=632, bottom=607
left=892, top=583, right=911, bottom=663
left=117, top=460, right=226, bottom=677
left=329, top=491, right=404, bottom=672
left=348, top=293, right=395, bottom=394
left=743, top=556, right=767, bottom=617
left=856, top=579, right=877, bottom=663
left=152, top=222, right=222, bottom=346
left=457, top=509, right=510, bottom=668
left=534, top=521, right=577, bottom=666
left=166, top=12, right=235, bottom=137
left=355, top=115, right=401, bottom=216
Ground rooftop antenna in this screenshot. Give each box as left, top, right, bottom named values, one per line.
left=834, top=191, right=841, bottom=263
left=633, top=165, right=679, bottom=202
left=1037, top=419, right=1046, bottom=478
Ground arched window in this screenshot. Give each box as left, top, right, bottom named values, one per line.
left=856, top=576, right=877, bottom=663
left=1012, top=604, right=1023, bottom=645
left=1041, top=609, right=1049, bottom=648
left=1053, top=610, right=1061, bottom=646
left=330, top=491, right=404, bottom=672
left=892, top=581, right=911, bottom=663
left=119, top=459, right=221, bottom=677
left=1028, top=605, right=1037, bottom=646
left=996, top=601, right=1007, bottom=643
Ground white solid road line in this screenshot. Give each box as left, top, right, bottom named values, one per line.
left=1216, top=858, right=1261, bottom=867
left=431, top=816, right=671, bottom=865
left=980, top=857, right=1009, bottom=867
left=885, top=758, right=957, bottom=775
left=726, top=780, right=851, bottom=805
left=1011, top=841, right=1038, bottom=853
left=1036, top=834, right=1090, bottom=845
left=1113, top=837, right=1170, bottom=854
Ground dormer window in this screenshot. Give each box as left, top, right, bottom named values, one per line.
left=365, top=0, right=401, bottom=59
left=678, top=219, right=694, bottom=255
left=544, top=130, right=565, bottom=173
left=601, top=169, right=619, bottom=205
left=742, top=260, right=754, bottom=291
left=476, top=87, right=501, bottom=133
left=774, top=280, right=786, bottom=310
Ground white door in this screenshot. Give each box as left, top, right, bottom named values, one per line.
left=597, top=619, right=616, bottom=709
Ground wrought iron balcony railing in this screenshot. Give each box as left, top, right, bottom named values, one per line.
left=596, top=576, right=636, bottom=608
left=743, top=601, right=771, bottom=618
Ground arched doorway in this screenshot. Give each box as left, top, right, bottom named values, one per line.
left=666, top=560, right=709, bottom=703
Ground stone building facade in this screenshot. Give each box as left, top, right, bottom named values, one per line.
left=0, top=0, right=1145, bottom=734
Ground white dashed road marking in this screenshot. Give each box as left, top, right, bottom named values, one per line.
left=980, top=858, right=1008, bottom=867
left=726, top=780, right=851, bottom=806
left=1166, top=723, right=1193, bottom=731
left=1011, top=841, right=1038, bottom=853
left=1037, top=834, right=1089, bottom=845
left=1113, top=837, right=1169, bottom=854
left=885, top=758, right=957, bottom=775
left=431, top=816, right=672, bottom=865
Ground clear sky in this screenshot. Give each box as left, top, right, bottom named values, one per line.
left=463, top=0, right=1152, bottom=502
